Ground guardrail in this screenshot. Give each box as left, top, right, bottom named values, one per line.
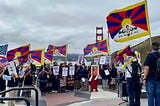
left=0, top=87, right=39, bottom=106
left=0, top=97, right=30, bottom=106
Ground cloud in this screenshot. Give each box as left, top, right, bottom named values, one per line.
left=0, top=0, right=159, bottom=54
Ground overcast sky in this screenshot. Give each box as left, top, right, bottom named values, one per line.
left=0, top=0, right=159, bottom=54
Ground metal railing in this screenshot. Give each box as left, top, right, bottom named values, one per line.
left=0, top=97, right=30, bottom=106
left=0, top=87, right=39, bottom=106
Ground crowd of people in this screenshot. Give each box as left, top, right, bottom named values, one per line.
left=0, top=60, right=118, bottom=106
left=37, top=62, right=118, bottom=95
left=0, top=42, right=159, bottom=106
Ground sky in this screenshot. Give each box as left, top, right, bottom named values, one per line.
left=0, top=0, right=159, bottom=54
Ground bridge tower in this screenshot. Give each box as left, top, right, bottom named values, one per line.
left=96, top=27, right=103, bottom=42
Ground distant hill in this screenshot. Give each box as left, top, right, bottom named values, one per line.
left=111, top=36, right=160, bottom=65
left=53, top=53, right=80, bottom=61
left=54, top=53, right=92, bottom=62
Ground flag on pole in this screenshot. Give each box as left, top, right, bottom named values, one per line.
left=17, top=54, right=29, bottom=65
left=44, top=51, right=53, bottom=64
left=7, top=44, right=30, bottom=62
left=0, top=44, right=8, bottom=59
left=106, top=1, right=150, bottom=42
left=114, top=45, right=134, bottom=64
left=30, top=49, right=44, bottom=66
left=114, top=52, right=125, bottom=64
left=47, top=44, right=68, bottom=57
left=83, top=39, right=109, bottom=57
left=121, top=45, right=134, bottom=56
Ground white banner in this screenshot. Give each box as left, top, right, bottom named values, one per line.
left=99, top=56, right=106, bottom=64
left=53, top=66, right=59, bottom=75
left=106, top=55, right=111, bottom=64
left=7, top=62, right=17, bottom=76
left=69, top=66, right=75, bottom=75
left=62, top=67, right=68, bottom=76
left=94, top=57, right=99, bottom=65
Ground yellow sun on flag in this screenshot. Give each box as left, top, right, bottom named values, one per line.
left=92, top=47, right=98, bottom=51
left=54, top=49, right=59, bottom=53
left=121, top=18, right=132, bottom=27
left=15, top=52, right=21, bottom=57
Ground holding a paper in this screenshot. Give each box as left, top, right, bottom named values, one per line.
left=100, top=64, right=110, bottom=90
left=90, top=65, right=99, bottom=92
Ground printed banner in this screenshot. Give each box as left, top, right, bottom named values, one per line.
left=53, top=66, right=59, bottom=75
left=62, top=67, right=68, bottom=76
left=106, top=1, right=150, bottom=42
left=99, top=56, right=106, bottom=64
left=69, top=66, right=75, bottom=75
left=84, top=39, right=109, bottom=57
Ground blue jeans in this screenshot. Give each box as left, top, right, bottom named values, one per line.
left=126, top=78, right=141, bottom=106
left=146, top=80, right=160, bottom=106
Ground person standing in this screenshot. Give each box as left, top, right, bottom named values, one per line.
left=38, top=66, right=48, bottom=96
left=80, top=65, right=89, bottom=91
left=89, top=65, right=99, bottom=92
left=100, top=64, right=110, bottom=91
left=6, top=67, right=18, bottom=106
left=143, top=42, right=160, bottom=106
left=110, top=64, right=117, bottom=90
left=124, top=53, right=142, bottom=106
left=16, top=64, right=24, bottom=97
left=74, top=65, right=81, bottom=91
left=22, top=66, right=33, bottom=98
left=0, top=67, right=6, bottom=104
left=51, top=62, right=59, bottom=93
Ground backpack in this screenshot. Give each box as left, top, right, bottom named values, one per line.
left=127, top=60, right=141, bottom=79
left=131, top=60, right=141, bottom=79
left=152, top=53, right=160, bottom=80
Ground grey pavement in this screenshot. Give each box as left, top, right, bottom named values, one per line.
left=0, top=85, right=148, bottom=106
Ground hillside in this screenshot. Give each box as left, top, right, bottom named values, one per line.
left=111, top=36, right=160, bottom=65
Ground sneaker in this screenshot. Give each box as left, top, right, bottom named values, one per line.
left=52, top=90, right=55, bottom=93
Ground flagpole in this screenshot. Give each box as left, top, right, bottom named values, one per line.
left=145, top=0, right=152, bottom=48
left=107, top=31, right=110, bottom=56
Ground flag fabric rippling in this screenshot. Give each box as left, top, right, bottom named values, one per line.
left=114, top=45, right=133, bottom=64
left=0, top=58, right=9, bottom=68
left=47, top=44, right=68, bottom=57
left=84, top=39, right=109, bottom=57
left=7, top=44, right=30, bottom=62
left=106, top=1, right=150, bottom=42
left=0, top=44, right=8, bottom=59
left=30, top=49, right=44, bottom=66
left=44, top=51, right=53, bottom=64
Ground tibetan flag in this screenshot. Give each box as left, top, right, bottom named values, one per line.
left=7, top=44, right=30, bottom=62
left=0, top=58, right=9, bottom=68
left=114, top=45, right=133, bottom=64
left=84, top=39, right=109, bottom=57
left=30, top=49, right=44, bottom=66
left=44, top=51, right=53, bottom=64
left=114, top=53, right=124, bottom=64
left=0, top=44, right=8, bottom=59
left=47, top=44, right=68, bottom=57
left=119, top=45, right=134, bottom=57
left=106, top=1, right=150, bottom=42
left=17, top=54, right=29, bottom=65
